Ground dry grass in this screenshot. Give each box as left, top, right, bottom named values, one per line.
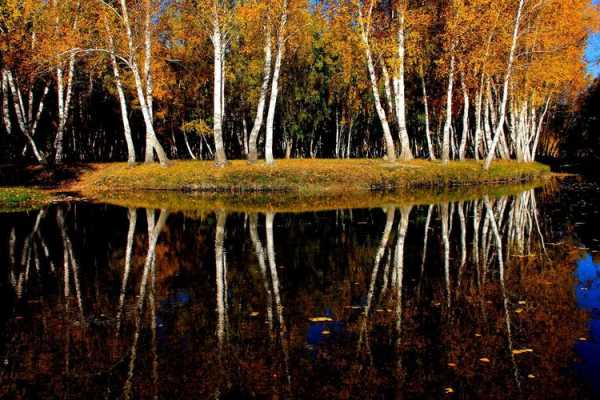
left=75, top=159, right=550, bottom=196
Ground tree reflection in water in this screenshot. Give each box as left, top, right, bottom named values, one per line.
left=0, top=188, right=594, bottom=398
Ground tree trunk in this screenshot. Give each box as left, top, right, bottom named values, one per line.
left=248, top=26, right=272, bottom=163
left=108, top=30, right=135, bottom=165
left=393, top=10, right=412, bottom=160
left=442, top=53, right=455, bottom=164
left=265, top=2, right=287, bottom=165
left=212, top=22, right=227, bottom=166
left=118, top=0, right=168, bottom=166
left=484, top=0, right=525, bottom=170
left=2, top=71, right=11, bottom=134
left=419, top=65, right=435, bottom=160
left=459, top=75, right=469, bottom=160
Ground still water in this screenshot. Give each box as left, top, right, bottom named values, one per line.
left=1, top=178, right=599, bottom=399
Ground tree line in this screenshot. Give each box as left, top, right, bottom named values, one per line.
left=0, top=0, right=597, bottom=168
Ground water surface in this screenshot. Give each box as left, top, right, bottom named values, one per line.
left=1, top=178, right=598, bottom=399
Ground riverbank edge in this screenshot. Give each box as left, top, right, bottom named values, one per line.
left=0, top=160, right=551, bottom=211
left=74, top=159, right=551, bottom=195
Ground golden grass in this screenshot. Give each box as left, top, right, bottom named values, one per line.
left=66, top=159, right=551, bottom=213
left=75, top=159, right=550, bottom=195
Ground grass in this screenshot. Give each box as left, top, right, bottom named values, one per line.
left=75, top=159, right=550, bottom=196
left=67, top=158, right=551, bottom=213
left=0, top=187, right=52, bottom=212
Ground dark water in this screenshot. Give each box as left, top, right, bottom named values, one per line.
left=1, top=178, right=600, bottom=399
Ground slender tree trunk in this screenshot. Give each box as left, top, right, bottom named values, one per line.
left=212, top=21, right=227, bottom=166
left=265, top=2, right=287, bottom=165
left=358, top=4, right=396, bottom=161
left=118, top=0, right=168, bottom=166
left=419, top=65, right=435, bottom=160
left=107, top=30, right=135, bottom=165
left=393, top=10, right=412, bottom=160
left=2, top=71, right=11, bottom=134
left=442, top=53, right=455, bottom=164
left=248, top=26, right=272, bottom=163
left=484, top=0, right=525, bottom=170
left=54, top=52, right=76, bottom=164
left=459, top=75, right=469, bottom=160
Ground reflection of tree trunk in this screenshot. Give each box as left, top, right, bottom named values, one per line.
left=117, top=208, right=137, bottom=332
left=484, top=196, right=521, bottom=388
left=394, top=205, right=412, bottom=372
left=215, top=211, right=227, bottom=348
left=359, top=208, right=395, bottom=349
left=457, top=202, right=467, bottom=288
left=440, top=204, right=451, bottom=308
left=249, top=214, right=273, bottom=330
left=265, top=212, right=290, bottom=388
left=125, top=208, right=167, bottom=400
left=418, top=205, right=433, bottom=299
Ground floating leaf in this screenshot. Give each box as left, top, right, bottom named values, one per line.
left=309, top=317, right=333, bottom=322
left=479, top=357, right=491, bottom=363
left=250, top=311, right=259, bottom=317
left=322, top=330, right=331, bottom=335
left=475, top=333, right=482, bottom=337
left=444, top=387, right=455, bottom=394
left=512, top=348, right=533, bottom=355
left=515, top=308, right=524, bottom=314
left=527, top=374, right=536, bottom=379
left=518, top=300, right=527, bottom=305
left=447, top=363, right=457, bottom=368
left=579, top=337, right=588, bottom=341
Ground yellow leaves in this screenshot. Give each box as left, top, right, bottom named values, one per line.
left=479, top=357, right=491, bottom=363
left=309, top=316, right=333, bottom=322
left=444, top=387, right=455, bottom=394
left=181, top=119, right=213, bottom=137
left=512, top=348, right=534, bottom=355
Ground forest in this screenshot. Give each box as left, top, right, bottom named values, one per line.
left=0, top=0, right=597, bottom=170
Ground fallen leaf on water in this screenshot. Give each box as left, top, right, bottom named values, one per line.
left=376, top=309, right=384, bottom=313
left=309, top=317, right=333, bottom=322
left=250, top=312, right=259, bottom=317
left=527, top=374, right=536, bottom=379
left=479, top=358, right=491, bottom=363
left=322, top=330, right=331, bottom=335
left=512, top=349, right=534, bottom=355
left=518, top=300, right=527, bottom=305
left=515, top=308, right=524, bottom=314
left=444, top=387, right=455, bottom=394
left=579, top=337, right=588, bottom=341
left=447, top=363, right=457, bottom=368
left=475, top=333, right=482, bottom=337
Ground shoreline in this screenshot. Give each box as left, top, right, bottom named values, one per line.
left=0, top=159, right=551, bottom=212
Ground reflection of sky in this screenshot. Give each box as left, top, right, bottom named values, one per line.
left=575, top=254, right=600, bottom=394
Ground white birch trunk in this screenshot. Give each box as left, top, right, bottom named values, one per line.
left=248, top=26, right=272, bottom=163
left=107, top=30, right=136, bottom=165
left=358, top=3, right=396, bottom=161
left=393, top=10, right=412, bottom=160
left=265, top=1, right=287, bottom=165
left=484, top=0, right=525, bottom=170
left=442, top=53, right=455, bottom=164
left=459, top=75, right=469, bottom=160
left=211, top=19, right=227, bottom=166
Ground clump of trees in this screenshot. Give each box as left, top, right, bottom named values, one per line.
left=0, top=0, right=597, bottom=169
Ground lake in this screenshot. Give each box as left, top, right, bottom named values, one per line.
left=1, top=177, right=599, bottom=399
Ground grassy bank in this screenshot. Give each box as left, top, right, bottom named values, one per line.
left=75, top=159, right=550, bottom=196
left=0, top=187, right=53, bottom=212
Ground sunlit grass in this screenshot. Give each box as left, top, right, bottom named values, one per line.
left=0, top=187, right=51, bottom=212
left=77, top=159, right=550, bottom=197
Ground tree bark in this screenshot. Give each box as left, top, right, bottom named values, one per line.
left=265, top=1, right=287, bottom=165
left=248, top=25, right=272, bottom=163
left=442, top=53, right=455, bottom=164
left=393, top=9, right=412, bottom=160
left=484, top=0, right=525, bottom=170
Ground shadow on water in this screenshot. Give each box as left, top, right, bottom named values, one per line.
left=0, top=178, right=597, bottom=398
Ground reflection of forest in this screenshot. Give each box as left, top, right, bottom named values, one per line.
left=0, top=187, right=592, bottom=398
